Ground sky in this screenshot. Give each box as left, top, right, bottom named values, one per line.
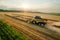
left=0, top=0, right=60, bottom=13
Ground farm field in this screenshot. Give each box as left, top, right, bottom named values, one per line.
left=0, top=12, right=60, bottom=40
left=0, top=20, right=28, bottom=40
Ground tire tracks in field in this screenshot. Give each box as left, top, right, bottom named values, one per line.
left=1, top=14, right=47, bottom=40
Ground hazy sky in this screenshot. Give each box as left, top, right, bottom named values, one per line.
left=0, top=0, right=60, bottom=13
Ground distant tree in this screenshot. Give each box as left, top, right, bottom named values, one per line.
left=0, top=9, right=4, bottom=11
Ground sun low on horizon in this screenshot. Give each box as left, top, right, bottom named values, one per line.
left=21, top=3, right=30, bottom=11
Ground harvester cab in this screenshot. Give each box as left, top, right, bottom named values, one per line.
left=35, top=16, right=42, bottom=19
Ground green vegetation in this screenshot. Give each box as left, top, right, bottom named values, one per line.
left=51, top=13, right=60, bottom=16
left=0, top=9, right=23, bottom=12
left=0, top=20, right=28, bottom=40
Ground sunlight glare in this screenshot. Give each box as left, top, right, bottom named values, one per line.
left=21, top=4, right=29, bottom=10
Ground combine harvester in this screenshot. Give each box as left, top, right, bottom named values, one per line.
left=27, top=16, right=47, bottom=27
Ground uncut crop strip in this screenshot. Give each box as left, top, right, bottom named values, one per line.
left=0, top=21, right=28, bottom=40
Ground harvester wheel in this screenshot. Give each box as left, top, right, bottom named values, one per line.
left=32, top=21, right=36, bottom=24
left=38, top=22, right=46, bottom=27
